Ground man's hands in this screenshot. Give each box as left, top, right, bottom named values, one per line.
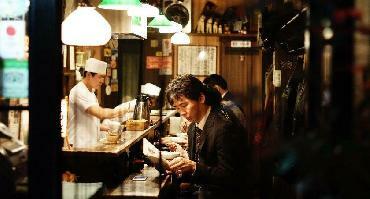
left=164, top=141, right=189, bottom=159
left=168, top=157, right=196, bottom=176
left=165, top=142, right=178, bottom=151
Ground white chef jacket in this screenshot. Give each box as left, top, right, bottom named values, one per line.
left=67, top=81, right=100, bottom=148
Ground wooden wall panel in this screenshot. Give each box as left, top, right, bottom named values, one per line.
left=220, top=42, right=262, bottom=134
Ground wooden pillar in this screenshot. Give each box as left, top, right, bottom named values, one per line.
left=331, top=0, right=354, bottom=140
left=29, top=0, right=62, bottom=198
left=307, top=0, right=324, bottom=130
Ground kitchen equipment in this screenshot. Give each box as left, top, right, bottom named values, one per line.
left=106, top=131, right=121, bottom=143
left=133, top=94, right=150, bottom=121
left=126, top=119, right=148, bottom=131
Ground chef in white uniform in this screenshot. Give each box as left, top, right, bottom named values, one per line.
left=67, top=58, right=126, bottom=148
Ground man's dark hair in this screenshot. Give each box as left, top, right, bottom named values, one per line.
left=82, top=69, right=97, bottom=78
left=203, top=74, right=228, bottom=90
left=166, top=74, right=221, bottom=106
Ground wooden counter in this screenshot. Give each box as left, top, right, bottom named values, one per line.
left=104, top=165, right=170, bottom=198
left=62, top=165, right=171, bottom=198
left=62, top=110, right=177, bottom=157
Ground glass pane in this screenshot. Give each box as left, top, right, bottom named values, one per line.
left=0, top=0, right=29, bottom=198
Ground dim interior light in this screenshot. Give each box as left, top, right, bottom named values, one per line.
left=62, top=7, right=111, bottom=46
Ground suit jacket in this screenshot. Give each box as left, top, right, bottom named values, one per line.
left=187, top=105, right=250, bottom=195
left=222, top=91, right=235, bottom=102
left=223, top=91, right=244, bottom=112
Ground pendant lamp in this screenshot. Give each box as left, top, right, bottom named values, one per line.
left=170, top=31, right=190, bottom=45
left=158, top=21, right=182, bottom=33
left=147, top=14, right=173, bottom=28
left=62, top=6, right=111, bottom=46
left=98, top=0, right=142, bottom=10
left=127, top=3, right=159, bottom=17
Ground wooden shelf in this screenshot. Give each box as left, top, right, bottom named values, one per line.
left=147, top=32, right=258, bottom=39
left=189, top=32, right=258, bottom=38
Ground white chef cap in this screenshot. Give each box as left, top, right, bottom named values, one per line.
left=141, top=83, right=161, bottom=97
left=85, top=58, right=107, bottom=75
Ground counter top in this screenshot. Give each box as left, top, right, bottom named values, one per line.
left=63, top=110, right=177, bottom=156
left=62, top=166, right=171, bottom=198
left=104, top=165, right=170, bottom=198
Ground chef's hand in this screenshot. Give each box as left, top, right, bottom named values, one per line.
left=113, top=106, right=128, bottom=117
left=100, top=124, right=110, bottom=131
left=169, top=157, right=196, bottom=176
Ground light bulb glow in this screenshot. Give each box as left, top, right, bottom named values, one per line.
left=198, top=50, right=207, bottom=60
left=323, top=27, right=334, bottom=40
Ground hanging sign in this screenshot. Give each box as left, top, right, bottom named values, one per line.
left=146, top=56, right=160, bottom=69
left=0, top=20, right=26, bottom=59
left=0, top=59, right=29, bottom=98
left=146, top=56, right=172, bottom=70
left=231, top=40, right=251, bottom=48
left=159, top=63, right=173, bottom=75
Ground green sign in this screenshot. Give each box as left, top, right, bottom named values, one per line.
left=0, top=59, right=28, bottom=98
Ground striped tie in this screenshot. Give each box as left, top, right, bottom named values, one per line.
left=195, top=127, right=202, bottom=162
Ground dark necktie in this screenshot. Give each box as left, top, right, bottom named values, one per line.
left=194, top=126, right=202, bottom=162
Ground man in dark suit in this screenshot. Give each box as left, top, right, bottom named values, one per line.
left=203, top=74, right=243, bottom=111
left=203, top=75, right=247, bottom=130
left=165, top=75, right=251, bottom=198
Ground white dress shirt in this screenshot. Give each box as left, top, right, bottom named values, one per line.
left=68, top=81, right=100, bottom=148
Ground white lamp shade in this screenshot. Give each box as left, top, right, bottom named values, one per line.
left=127, top=4, right=159, bottom=17
left=62, top=7, right=112, bottom=46
left=158, top=21, right=182, bottom=33
left=170, top=32, right=190, bottom=45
